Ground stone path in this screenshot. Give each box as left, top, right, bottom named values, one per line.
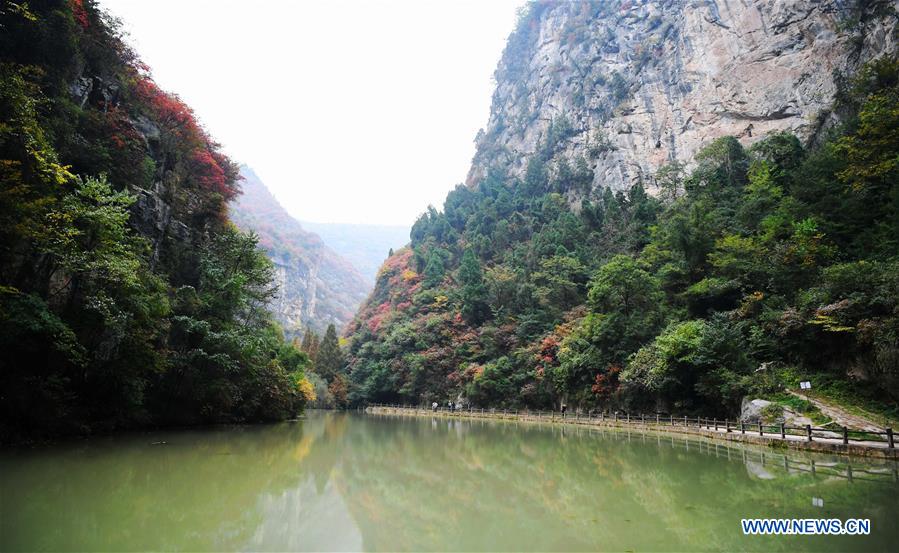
left=789, top=390, right=886, bottom=432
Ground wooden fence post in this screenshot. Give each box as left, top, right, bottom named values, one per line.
left=887, top=428, right=894, bottom=449
left=842, top=426, right=849, bottom=445
left=780, top=423, right=785, bottom=439
left=759, top=423, right=763, bottom=436
left=741, top=422, right=745, bottom=434
left=806, top=424, right=812, bottom=442
left=726, top=419, right=731, bottom=433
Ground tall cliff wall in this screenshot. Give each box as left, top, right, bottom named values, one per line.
left=468, top=0, right=898, bottom=194
left=230, top=167, right=370, bottom=335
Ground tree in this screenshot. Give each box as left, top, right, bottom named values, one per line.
left=300, top=328, right=320, bottom=361
left=531, top=254, right=588, bottom=312
left=423, top=249, right=446, bottom=288
left=316, top=324, right=344, bottom=381
left=328, top=373, right=349, bottom=408
left=459, top=249, right=490, bottom=325
left=588, top=255, right=662, bottom=318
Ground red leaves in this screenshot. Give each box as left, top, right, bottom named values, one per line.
left=591, top=365, right=621, bottom=399
left=188, top=149, right=237, bottom=200
left=134, top=76, right=238, bottom=200
left=70, top=0, right=89, bottom=29
left=134, top=78, right=198, bottom=138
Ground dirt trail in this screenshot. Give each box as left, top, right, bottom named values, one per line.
left=789, top=390, right=885, bottom=431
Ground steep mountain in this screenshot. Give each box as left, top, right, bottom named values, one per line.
left=468, top=0, right=898, bottom=194
left=230, top=167, right=370, bottom=335
left=299, top=221, right=410, bottom=284
left=344, top=0, right=899, bottom=418
left=1, top=0, right=312, bottom=439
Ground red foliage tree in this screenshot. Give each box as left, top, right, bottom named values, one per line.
left=591, top=365, right=621, bottom=401
left=70, top=0, right=89, bottom=29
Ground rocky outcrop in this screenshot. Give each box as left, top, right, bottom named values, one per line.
left=740, top=397, right=815, bottom=427
left=229, top=167, right=370, bottom=336
left=468, top=0, right=899, bottom=194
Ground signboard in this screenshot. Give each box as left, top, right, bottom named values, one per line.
left=800, top=381, right=812, bottom=390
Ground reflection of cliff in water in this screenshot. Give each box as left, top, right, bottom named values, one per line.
left=2, top=412, right=897, bottom=552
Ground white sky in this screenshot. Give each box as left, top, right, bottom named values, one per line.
left=101, top=0, right=523, bottom=225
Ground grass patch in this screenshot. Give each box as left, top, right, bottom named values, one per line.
left=810, top=376, right=899, bottom=428
left=767, top=392, right=831, bottom=426
left=773, top=368, right=899, bottom=428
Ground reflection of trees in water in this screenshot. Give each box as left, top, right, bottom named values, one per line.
left=3, top=414, right=898, bottom=552
left=1, top=420, right=328, bottom=551
left=331, top=415, right=899, bottom=552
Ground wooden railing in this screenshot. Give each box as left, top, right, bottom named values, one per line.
left=366, top=404, right=895, bottom=449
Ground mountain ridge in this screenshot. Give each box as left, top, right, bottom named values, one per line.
left=343, top=0, right=899, bottom=417
left=230, top=166, right=369, bottom=335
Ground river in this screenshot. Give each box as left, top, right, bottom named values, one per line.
left=1, top=411, right=897, bottom=551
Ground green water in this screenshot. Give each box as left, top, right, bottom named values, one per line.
left=1, top=412, right=898, bottom=552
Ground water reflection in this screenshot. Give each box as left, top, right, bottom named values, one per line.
left=1, top=411, right=897, bottom=552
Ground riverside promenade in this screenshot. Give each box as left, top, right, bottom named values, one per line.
left=366, top=404, right=898, bottom=460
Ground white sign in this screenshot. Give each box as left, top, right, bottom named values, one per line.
left=800, top=381, right=812, bottom=390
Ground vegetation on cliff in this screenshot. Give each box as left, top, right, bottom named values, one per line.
left=229, top=166, right=370, bottom=336
left=345, top=56, right=899, bottom=418
left=0, top=0, right=312, bottom=440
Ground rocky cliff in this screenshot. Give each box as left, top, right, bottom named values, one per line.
left=230, top=167, right=369, bottom=335
left=343, top=0, right=899, bottom=411
left=468, top=0, right=898, bottom=194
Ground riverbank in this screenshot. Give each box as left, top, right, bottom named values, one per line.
left=366, top=405, right=899, bottom=460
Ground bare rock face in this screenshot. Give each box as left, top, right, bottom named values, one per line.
left=468, top=0, right=899, bottom=194
left=229, top=167, right=371, bottom=336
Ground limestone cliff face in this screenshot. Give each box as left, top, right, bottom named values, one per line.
left=468, top=0, right=898, bottom=194
left=229, top=167, right=370, bottom=336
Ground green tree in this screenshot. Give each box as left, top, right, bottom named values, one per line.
left=459, top=249, right=490, bottom=324
left=316, top=324, right=344, bottom=381
left=423, top=249, right=446, bottom=288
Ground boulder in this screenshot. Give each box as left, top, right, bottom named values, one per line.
left=740, top=398, right=774, bottom=424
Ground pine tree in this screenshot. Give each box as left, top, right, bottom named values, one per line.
left=299, top=328, right=320, bottom=363
left=423, top=250, right=445, bottom=288
left=316, top=324, right=344, bottom=381
left=310, top=333, right=320, bottom=362
left=459, top=249, right=490, bottom=325
left=300, top=328, right=314, bottom=354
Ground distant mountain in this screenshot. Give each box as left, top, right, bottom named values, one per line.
left=300, top=221, right=410, bottom=284
left=230, top=167, right=369, bottom=335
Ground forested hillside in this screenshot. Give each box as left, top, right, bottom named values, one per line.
left=0, top=0, right=313, bottom=440
left=230, top=166, right=369, bottom=335
left=345, top=1, right=899, bottom=419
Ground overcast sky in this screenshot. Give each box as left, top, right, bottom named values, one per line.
left=101, top=0, right=523, bottom=225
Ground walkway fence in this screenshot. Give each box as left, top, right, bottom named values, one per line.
left=365, top=403, right=895, bottom=449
